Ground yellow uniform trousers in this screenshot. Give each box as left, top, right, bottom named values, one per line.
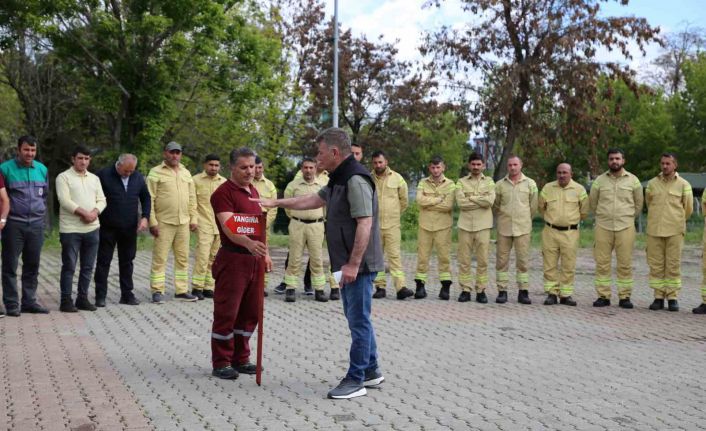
left=415, top=227, right=452, bottom=283
left=646, top=234, right=683, bottom=299
left=284, top=219, right=326, bottom=290
left=192, top=231, right=220, bottom=292
left=374, top=227, right=405, bottom=291
left=542, top=227, right=579, bottom=297
left=496, top=234, right=530, bottom=291
left=150, top=222, right=190, bottom=294
left=457, top=228, right=490, bottom=292
left=593, top=225, right=635, bottom=300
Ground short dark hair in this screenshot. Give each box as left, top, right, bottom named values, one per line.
left=71, top=145, right=91, bottom=158
left=229, top=147, right=256, bottom=165
left=17, top=135, right=37, bottom=148
left=301, top=156, right=316, bottom=165
left=316, top=128, right=351, bottom=155
left=661, top=152, right=678, bottom=162
left=204, top=154, right=220, bottom=163
left=255, top=155, right=263, bottom=164
left=607, top=148, right=624, bottom=157
left=351, top=142, right=362, bottom=149
left=507, top=154, right=522, bottom=163
left=468, top=152, right=483, bottom=163
left=429, top=155, right=445, bottom=165
left=371, top=150, right=386, bottom=159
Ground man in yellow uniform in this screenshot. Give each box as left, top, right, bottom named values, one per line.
left=455, top=153, right=495, bottom=303
left=283, top=157, right=328, bottom=302
left=371, top=150, right=413, bottom=300
left=694, top=198, right=706, bottom=314
left=589, top=148, right=643, bottom=309
left=493, top=155, right=537, bottom=305
left=539, top=163, right=588, bottom=306
left=645, top=152, right=693, bottom=312
left=147, top=142, right=198, bottom=304
left=275, top=164, right=339, bottom=298
left=191, top=154, right=226, bottom=300
left=253, top=156, right=278, bottom=232
left=253, top=155, right=277, bottom=297
left=414, top=155, right=455, bottom=299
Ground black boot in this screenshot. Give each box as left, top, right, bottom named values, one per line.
left=396, top=287, right=414, bottom=300
left=329, top=288, right=340, bottom=301
left=414, top=279, right=427, bottom=299
left=692, top=303, right=706, bottom=314
left=457, top=291, right=471, bottom=302
left=559, top=296, right=577, bottom=306
left=495, top=291, right=507, bottom=304
left=438, top=281, right=451, bottom=300
left=667, top=299, right=679, bottom=312
left=544, top=294, right=558, bottom=305
left=649, top=298, right=664, bottom=310
left=315, top=290, right=329, bottom=303
left=475, top=291, right=488, bottom=304
left=373, top=287, right=386, bottom=299
left=517, top=290, right=532, bottom=305
left=593, top=297, right=610, bottom=307
left=618, top=298, right=634, bottom=309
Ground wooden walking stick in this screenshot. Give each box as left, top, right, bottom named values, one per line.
left=256, top=213, right=266, bottom=386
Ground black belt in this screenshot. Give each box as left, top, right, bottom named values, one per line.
left=546, top=222, right=578, bottom=231
left=292, top=217, right=324, bottom=224
left=221, top=243, right=252, bottom=254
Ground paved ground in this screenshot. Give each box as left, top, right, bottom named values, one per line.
left=2, top=245, right=706, bottom=431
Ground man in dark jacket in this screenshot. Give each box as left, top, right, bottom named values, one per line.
left=94, top=154, right=151, bottom=306
left=257, top=128, right=385, bottom=400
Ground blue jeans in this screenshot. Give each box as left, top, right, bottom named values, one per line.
left=340, top=272, right=378, bottom=383
left=60, top=229, right=100, bottom=298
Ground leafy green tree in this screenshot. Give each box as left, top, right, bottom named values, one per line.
left=423, top=0, right=661, bottom=181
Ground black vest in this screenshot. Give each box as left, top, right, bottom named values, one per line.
left=325, top=155, right=384, bottom=273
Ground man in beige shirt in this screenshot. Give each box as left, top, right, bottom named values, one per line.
left=414, top=156, right=455, bottom=299
left=283, top=157, right=328, bottom=302
left=493, top=155, right=537, bottom=305
left=539, top=163, right=589, bottom=306
left=589, top=148, right=643, bottom=309
left=645, top=152, right=693, bottom=311
left=371, top=150, right=412, bottom=300
left=455, top=153, right=495, bottom=303
left=56, top=146, right=107, bottom=312
left=191, top=154, right=226, bottom=300
left=147, top=141, right=198, bottom=304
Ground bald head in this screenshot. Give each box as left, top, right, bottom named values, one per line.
left=556, top=163, right=572, bottom=187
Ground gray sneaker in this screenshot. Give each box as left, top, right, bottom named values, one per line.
left=175, top=293, right=198, bottom=302
left=327, top=378, right=367, bottom=399
left=274, top=283, right=287, bottom=294
left=363, top=369, right=385, bottom=387
left=152, top=292, right=165, bottom=304
left=303, top=284, right=314, bottom=296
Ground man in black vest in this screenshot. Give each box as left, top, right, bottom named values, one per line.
left=94, top=154, right=151, bottom=307
left=256, top=128, right=384, bottom=399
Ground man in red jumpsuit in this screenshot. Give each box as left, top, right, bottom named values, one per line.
left=210, top=147, right=272, bottom=380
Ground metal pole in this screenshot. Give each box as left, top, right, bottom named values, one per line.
left=333, top=0, right=339, bottom=128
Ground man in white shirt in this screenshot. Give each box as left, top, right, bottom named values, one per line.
left=56, top=146, right=106, bottom=312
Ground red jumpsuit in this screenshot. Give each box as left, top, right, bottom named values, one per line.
left=210, top=180, right=265, bottom=369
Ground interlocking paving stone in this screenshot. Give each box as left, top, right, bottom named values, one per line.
left=1, top=246, right=706, bottom=430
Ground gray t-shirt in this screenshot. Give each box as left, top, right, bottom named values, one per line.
left=318, top=175, right=373, bottom=218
